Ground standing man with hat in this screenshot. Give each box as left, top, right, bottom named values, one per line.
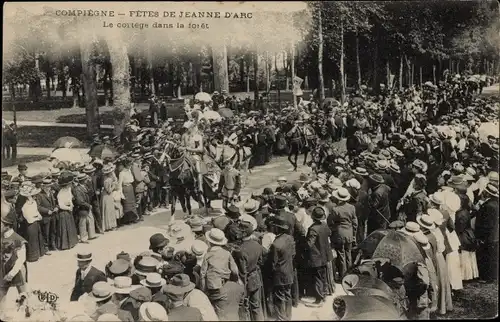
left=305, top=206, right=333, bottom=308
left=367, top=174, right=391, bottom=234
left=13, top=163, right=29, bottom=183
left=83, top=164, right=103, bottom=234
left=474, top=184, right=499, bottom=283
left=232, top=220, right=265, bottom=321
left=329, top=187, right=358, bottom=280
left=35, top=178, right=58, bottom=253
left=131, top=154, right=146, bottom=221
left=267, top=217, right=295, bottom=321
left=218, top=160, right=242, bottom=210
left=87, top=281, right=134, bottom=322
left=73, top=173, right=97, bottom=243
left=163, top=274, right=203, bottom=321
left=70, top=252, right=107, bottom=301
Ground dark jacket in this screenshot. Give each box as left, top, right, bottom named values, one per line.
left=306, top=221, right=333, bottom=268
left=368, top=183, right=391, bottom=227
left=455, top=208, right=476, bottom=251
left=233, top=238, right=264, bottom=292
left=474, top=198, right=499, bottom=243
left=72, top=184, right=92, bottom=215
left=276, top=209, right=306, bottom=239
left=403, top=190, right=428, bottom=223
left=267, top=233, right=296, bottom=286
left=167, top=305, right=203, bottom=321
left=70, top=266, right=107, bottom=301
left=328, top=203, right=358, bottom=244
left=35, top=190, right=57, bottom=224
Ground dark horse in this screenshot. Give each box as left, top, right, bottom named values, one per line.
left=283, top=121, right=315, bottom=171
left=161, top=142, right=218, bottom=217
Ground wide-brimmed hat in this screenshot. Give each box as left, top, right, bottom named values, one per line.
left=140, top=273, right=166, bottom=288
left=484, top=183, right=499, bottom=198
left=87, top=281, right=113, bottom=302
left=134, top=256, right=160, bottom=276
left=388, top=220, right=405, bottom=230
left=447, top=175, right=468, bottom=191
left=400, top=221, right=421, bottom=235
left=332, top=187, right=351, bottom=202
left=138, top=302, right=168, bottom=322
left=108, top=259, right=130, bottom=276
left=205, top=228, right=228, bottom=246
left=352, top=167, right=369, bottom=176
left=149, top=233, right=170, bottom=250
left=130, top=287, right=153, bottom=302
left=19, top=185, right=40, bottom=197
left=225, top=206, right=241, bottom=219
left=76, top=251, right=93, bottom=262
left=277, top=176, right=287, bottom=182
left=413, top=232, right=431, bottom=250
left=240, top=214, right=258, bottom=232
left=102, top=164, right=116, bottom=174
left=111, top=276, right=140, bottom=294
left=191, top=240, right=208, bottom=257
left=243, top=199, right=260, bottom=214
left=311, top=206, right=326, bottom=221
left=58, top=173, right=74, bottom=186
left=417, top=215, right=436, bottom=231
left=163, top=274, right=195, bottom=296
left=82, top=164, right=96, bottom=174
left=375, top=160, right=389, bottom=171
left=368, top=174, right=384, bottom=185
left=187, top=216, right=204, bottom=232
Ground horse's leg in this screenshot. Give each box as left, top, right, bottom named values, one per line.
left=303, top=146, right=309, bottom=166
left=292, top=146, right=299, bottom=171
left=170, top=188, right=177, bottom=217
left=184, top=188, right=193, bottom=216
left=287, top=144, right=296, bottom=169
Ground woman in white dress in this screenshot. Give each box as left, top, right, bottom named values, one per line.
left=440, top=190, right=463, bottom=292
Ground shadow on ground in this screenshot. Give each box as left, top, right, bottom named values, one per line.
left=17, top=126, right=114, bottom=148
left=1, top=155, right=49, bottom=167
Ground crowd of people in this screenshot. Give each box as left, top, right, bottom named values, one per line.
left=1, top=72, right=499, bottom=321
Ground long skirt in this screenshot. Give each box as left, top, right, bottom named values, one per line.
left=56, top=210, right=79, bottom=250
left=24, top=221, right=46, bottom=262
left=459, top=251, right=479, bottom=281
left=325, top=260, right=336, bottom=294
left=121, top=185, right=137, bottom=224
left=446, top=251, right=463, bottom=290
left=435, top=252, right=453, bottom=315
left=101, top=192, right=118, bottom=231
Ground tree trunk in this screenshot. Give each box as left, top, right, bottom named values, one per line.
left=106, top=32, right=131, bottom=137
left=386, top=60, right=391, bottom=89
left=340, top=19, right=345, bottom=104
left=291, top=39, right=297, bottom=108
left=411, top=62, right=414, bottom=87
left=419, top=65, right=423, bottom=87
left=275, top=53, right=281, bottom=106
left=240, top=57, right=245, bottom=91
left=246, top=58, right=250, bottom=93
left=399, top=52, right=403, bottom=91
left=284, top=51, right=290, bottom=90
left=253, top=50, right=259, bottom=102
left=318, top=8, right=325, bottom=101
left=71, top=77, right=80, bottom=108
left=372, top=28, right=379, bottom=90
left=147, top=43, right=155, bottom=96
left=45, top=74, right=51, bottom=98
left=80, top=38, right=99, bottom=137
left=432, top=64, right=436, bottom=85
left=355, top=31, right=361, bottom=90
left=212, top=41, right=229, bottom=93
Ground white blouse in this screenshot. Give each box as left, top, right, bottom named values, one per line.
left=57, top=187, right=74, bottom=211
left=22, top=200, right=42, bottom=224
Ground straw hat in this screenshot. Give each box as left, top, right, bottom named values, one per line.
left=138, top=302, right=168, bottom=322
left=442, top=190, right=461, bottom=213
left=400, top=222, right=421, bottom=236
left=413, top=233, right=431, bottom=251
left=205, top=228, right=228, bottom=246
left=427, top=208, right=444, bottom=225
left=191, top=240, right=208, bottom=257
left=140, top=273, right=166, bottom=288
left=243, top=199, right=260, bottom=214
left=134, top=256, right=160, bottom=276
left=332, top=187, right=351, bottom=202
left=76, top=251, right=93, bottom=262
left=352, top=167, right=369, bottom=176
left=240, top=214, right=258, bottom=232
left=345, top=179, right=361, bottom=190
left=111, top=276, right=140, bottom=294
left=97, top=314, right=121, bottom=322
left=417, top=215, right=436, bottom=231
left=102, top=164, right=116, bottom=174
left=87, top=282, right=113, bottom=302
left=484, top=183, right=499, bottom=198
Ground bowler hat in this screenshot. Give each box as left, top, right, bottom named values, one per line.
left=149, top=233, right=170, bottom=250
left=161, top=261, right=185, bottom=279
left=18, top=164, right=28, bottom=171
left=225, top=206, right=241, bottom=219
left=109, top=259, right=130, bottom=276
left=134, top=256, right=160, bottom=276
left=311, top=206, right=326, bottom=221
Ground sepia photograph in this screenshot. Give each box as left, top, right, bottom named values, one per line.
left=1, top=1, right=499, bottom=320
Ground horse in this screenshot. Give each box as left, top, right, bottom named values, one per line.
left=206, top=142, right=252, bottom=187
left=159, top=141, right=220, bottom=217
left=283, top=121, right=314, bottom=171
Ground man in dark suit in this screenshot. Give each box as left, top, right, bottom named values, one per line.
left=70, top=252, right=107, bottom=301
left=267, top=217, right=296, bottom=321
left=329, top=188, right=358, bottom=280
left=474, top=184, right=499, bottom=282
left=273, top=194, right=305, bottom=307
left=83, top=164, right=103, bottom=234
left=164, top=275, right=203, bottom=321
left=36, top=179, right=58, bottom=253
left=306, top=207, right=333, bottom=307
left=367, top=174, right=391, bottom=234
left=73, top=173, right=97, bottom=243
left=233, top=221, right=265, bottom=321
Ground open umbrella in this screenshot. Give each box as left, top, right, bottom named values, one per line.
left=333, top=295, right=403, bottom=320
left=53, top=136, right=83, bottom=149
left=50, top=148, right=86, bottom=163
left=321, top=97, right=340, bottom=109
left=218, top=107, right=234, bottom=118
left=194, top=92, right=212, bottom=103
left=342, top=274, right=395, bottom=301
left=203, top=110, right=222, bottom=121
left=478, top=122, right=499, bottom=143
left=358, top=229, right=424, bottom=272
left=88, top=144, right=118, bottom=159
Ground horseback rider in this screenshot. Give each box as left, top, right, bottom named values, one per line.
left=180, top=121, right=205, bottom=194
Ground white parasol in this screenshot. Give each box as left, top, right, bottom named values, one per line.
left=203, top=110, right=222, bottom=121
left=194, top=92, right=212, bottom=103
left=477, top=122, right=499, bottom=143
left=50, top=148, right=89, bottom=164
